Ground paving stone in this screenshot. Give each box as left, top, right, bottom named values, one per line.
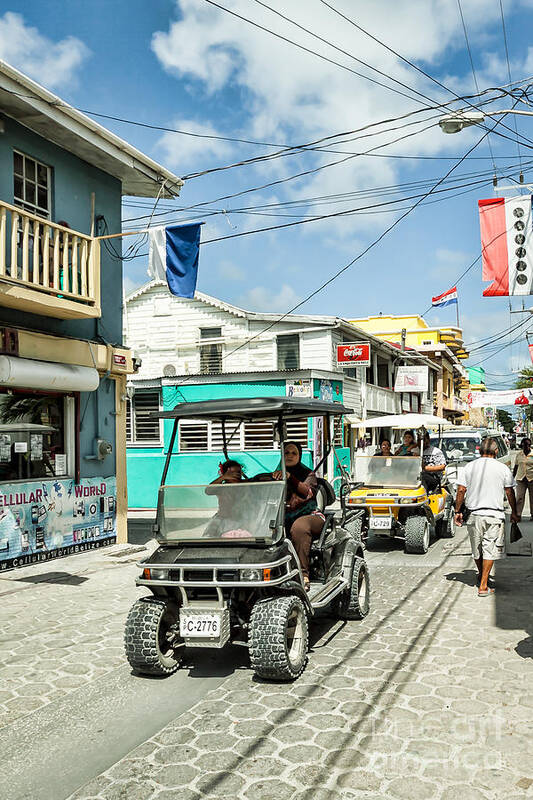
left=195, top=772, right=246, bottom=796
left=387, top=776, right=436, bottom=799
left=100, top=779, right=157, bottom=800
left=244, top=778, right=296, bottom=800
left=335, top=769, right=382, bottom=792
left=440, top=786, right=489, bottom=800
left=152, top=764, right=200, bottom=787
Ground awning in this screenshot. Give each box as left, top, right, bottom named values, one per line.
left=0, top=356, right=99, bottom=392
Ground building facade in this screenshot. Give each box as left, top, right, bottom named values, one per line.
left=124, top=284, right=436, bottom=508
left=0, top=62, right=182, bottom=569
left=350, top=314, right=469, bottom=420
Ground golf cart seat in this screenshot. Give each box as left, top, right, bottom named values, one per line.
left=316, top=477, right=336, bottom=511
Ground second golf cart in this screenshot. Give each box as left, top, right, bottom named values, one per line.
left=124, top=397, right=369, bottom=681
left=347, top=413, right=454, bottom=553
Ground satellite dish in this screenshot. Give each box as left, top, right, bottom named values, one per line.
left=163, top=364, right=177, bottom=377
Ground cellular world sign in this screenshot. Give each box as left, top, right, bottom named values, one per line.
left=337, top=342, right=371, bottom=367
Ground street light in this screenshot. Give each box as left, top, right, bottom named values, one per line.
left=439, top=108, right=533, bottom=134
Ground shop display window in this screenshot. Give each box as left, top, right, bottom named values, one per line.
left=0, top=391, right=74, bottom=481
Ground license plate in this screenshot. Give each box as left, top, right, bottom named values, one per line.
left=180, top=614, right=221, bottom=638
left=370, top=517, right=392, bottom=529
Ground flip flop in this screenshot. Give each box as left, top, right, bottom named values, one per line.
left=478, top=588, right=495, bottom=596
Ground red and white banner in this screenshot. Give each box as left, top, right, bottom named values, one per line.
left=336, top=342, right=370, bottom=367
left=478, top=195, right=533, bottom=296
left=467, top=388, right=533, bottom=408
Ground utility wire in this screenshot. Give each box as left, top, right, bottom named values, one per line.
left=499, top=0, right=523, bottom=171
left=317, top=0, right=533, bottom=149
left=201, top=0, right=442, bottom=108
left=247, top=0, right=442, bottom=107
left=456, top=0, right=497, bottom=171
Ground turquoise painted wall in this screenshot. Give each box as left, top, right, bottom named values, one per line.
left=127, top=378, right=348, bottom=508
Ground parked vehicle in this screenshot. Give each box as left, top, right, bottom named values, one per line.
left=124, top=397, right=369, bottom=682
left=347, top=413, right=454, bottom=553
left=430, top=427, right=511, bottom=497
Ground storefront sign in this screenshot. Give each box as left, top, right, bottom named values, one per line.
left=0, top=476, right=117, bottom=571
left=285, top=379, right=312, bottom=398
left=336, top=342, right=371, bottom=367
left=394, top=365, right=429, bottom=393
left=113, top=354, right=127, bottom=367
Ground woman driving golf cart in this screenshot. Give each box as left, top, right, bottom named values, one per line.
left=263, top=441, right=324, bottom=591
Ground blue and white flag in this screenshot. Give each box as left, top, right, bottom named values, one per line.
left=431, top=286, right=458, bottom=308
left=148, top=222, right=202, bottom=298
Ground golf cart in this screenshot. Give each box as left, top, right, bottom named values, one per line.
left=124, top=397, right=369, bottom=682
left=347, top=413, right=454, bottom=553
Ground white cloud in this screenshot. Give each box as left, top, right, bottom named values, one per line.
left=0, top=12, right=89, bottom=89
left=151, top=0, right=517, bottom=238
left=217, top=260, right=245, bottom=281
left=237, top=283, right=301, bottom=312
left=156, top=117, right=233, bottom=172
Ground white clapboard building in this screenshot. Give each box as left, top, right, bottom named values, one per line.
left=123, top=280, right=436, bottom=423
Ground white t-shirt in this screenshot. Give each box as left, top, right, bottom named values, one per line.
left=457, top=458, right=515, bottom=520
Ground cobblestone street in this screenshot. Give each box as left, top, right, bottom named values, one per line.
left=1, top=526, right=532, bottom=800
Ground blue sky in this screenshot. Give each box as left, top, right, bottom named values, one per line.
left=4, top=0, right=533, bottom=395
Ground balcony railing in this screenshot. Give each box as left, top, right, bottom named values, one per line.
left=0, top=200, right=100, bottom=319
left=366, top=384, right=400, bottom=414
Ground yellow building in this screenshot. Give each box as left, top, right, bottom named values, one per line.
left=350, top=314, right=469, bottom=420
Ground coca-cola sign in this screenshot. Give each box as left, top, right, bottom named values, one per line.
left=336, top=342, right=371, bottom=367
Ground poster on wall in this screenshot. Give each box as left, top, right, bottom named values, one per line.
left=394, top=365, right=429, bottom=393
left=0, top=476, right=117, bottom=571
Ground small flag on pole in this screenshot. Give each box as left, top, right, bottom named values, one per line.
left=148, top=222, right=202, bottom=298
left=431, top=286, right=458, bottom=308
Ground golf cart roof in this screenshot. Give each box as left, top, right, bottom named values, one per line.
left=155, top=396, right=353, bottom=421
left=347, top=412, right=453, bottom=429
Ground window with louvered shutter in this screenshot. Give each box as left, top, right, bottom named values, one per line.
left=126, top=398, right=132, bottom=443
left=130, top=391, right=160, bottom=442
left=333, top=415, right=344, bottom=447
left=285, top=418, right=308, bottom=448
left=199, top=328, right=222, bottom=374
left=244, top=420, right=275, bottom=449
left=277, top=334, right=300, bottom=370
left=211, top=420, right=243, bottom=451
left=179, top=421, right=209, bottom=451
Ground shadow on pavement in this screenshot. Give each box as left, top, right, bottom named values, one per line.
left=14, top=571, right=88, bottom=586
left=444, top=568, right=478, bottom=587
left=183, top=645, right=249, bottom=677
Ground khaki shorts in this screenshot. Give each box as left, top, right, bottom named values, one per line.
left=467, top=514, right=506, bottom=561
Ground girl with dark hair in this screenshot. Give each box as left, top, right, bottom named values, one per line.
left=270, top=441, right=323, bottom=590
left=211, top=459, right=245, bottom=484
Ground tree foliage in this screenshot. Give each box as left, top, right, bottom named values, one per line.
left=497, top=409, right=514, bottom=432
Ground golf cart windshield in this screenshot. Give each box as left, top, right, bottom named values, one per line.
left=353, top=455, right=422, bottom=488
left=157, top=481, right=285, bottom=544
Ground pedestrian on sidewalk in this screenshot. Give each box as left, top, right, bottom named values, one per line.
left=454, top=437, right=519, bottom=597
left=513, top=437, right=533, bottom=521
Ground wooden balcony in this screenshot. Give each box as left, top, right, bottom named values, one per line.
left=0, top=200, right=101, bottom=319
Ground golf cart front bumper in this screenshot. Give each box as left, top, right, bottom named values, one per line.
left=136, top=553, right=298, bottom=589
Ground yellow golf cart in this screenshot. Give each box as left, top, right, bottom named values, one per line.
left=347, top=413, right=454, bottom=554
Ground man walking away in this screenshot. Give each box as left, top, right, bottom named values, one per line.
left=455, top=437, right=519, bottom=597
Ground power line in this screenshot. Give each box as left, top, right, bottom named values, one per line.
left=499, top=0, right=523, bottom=171
left=456, top=0, right=497, bottom=171
left=211, top=123, right=502, bottom=364
left=247, top=0, right=441, bottom=107
left=316, top=0, right=533, bottom=150
left=200, top=0, right=440, bottom=108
